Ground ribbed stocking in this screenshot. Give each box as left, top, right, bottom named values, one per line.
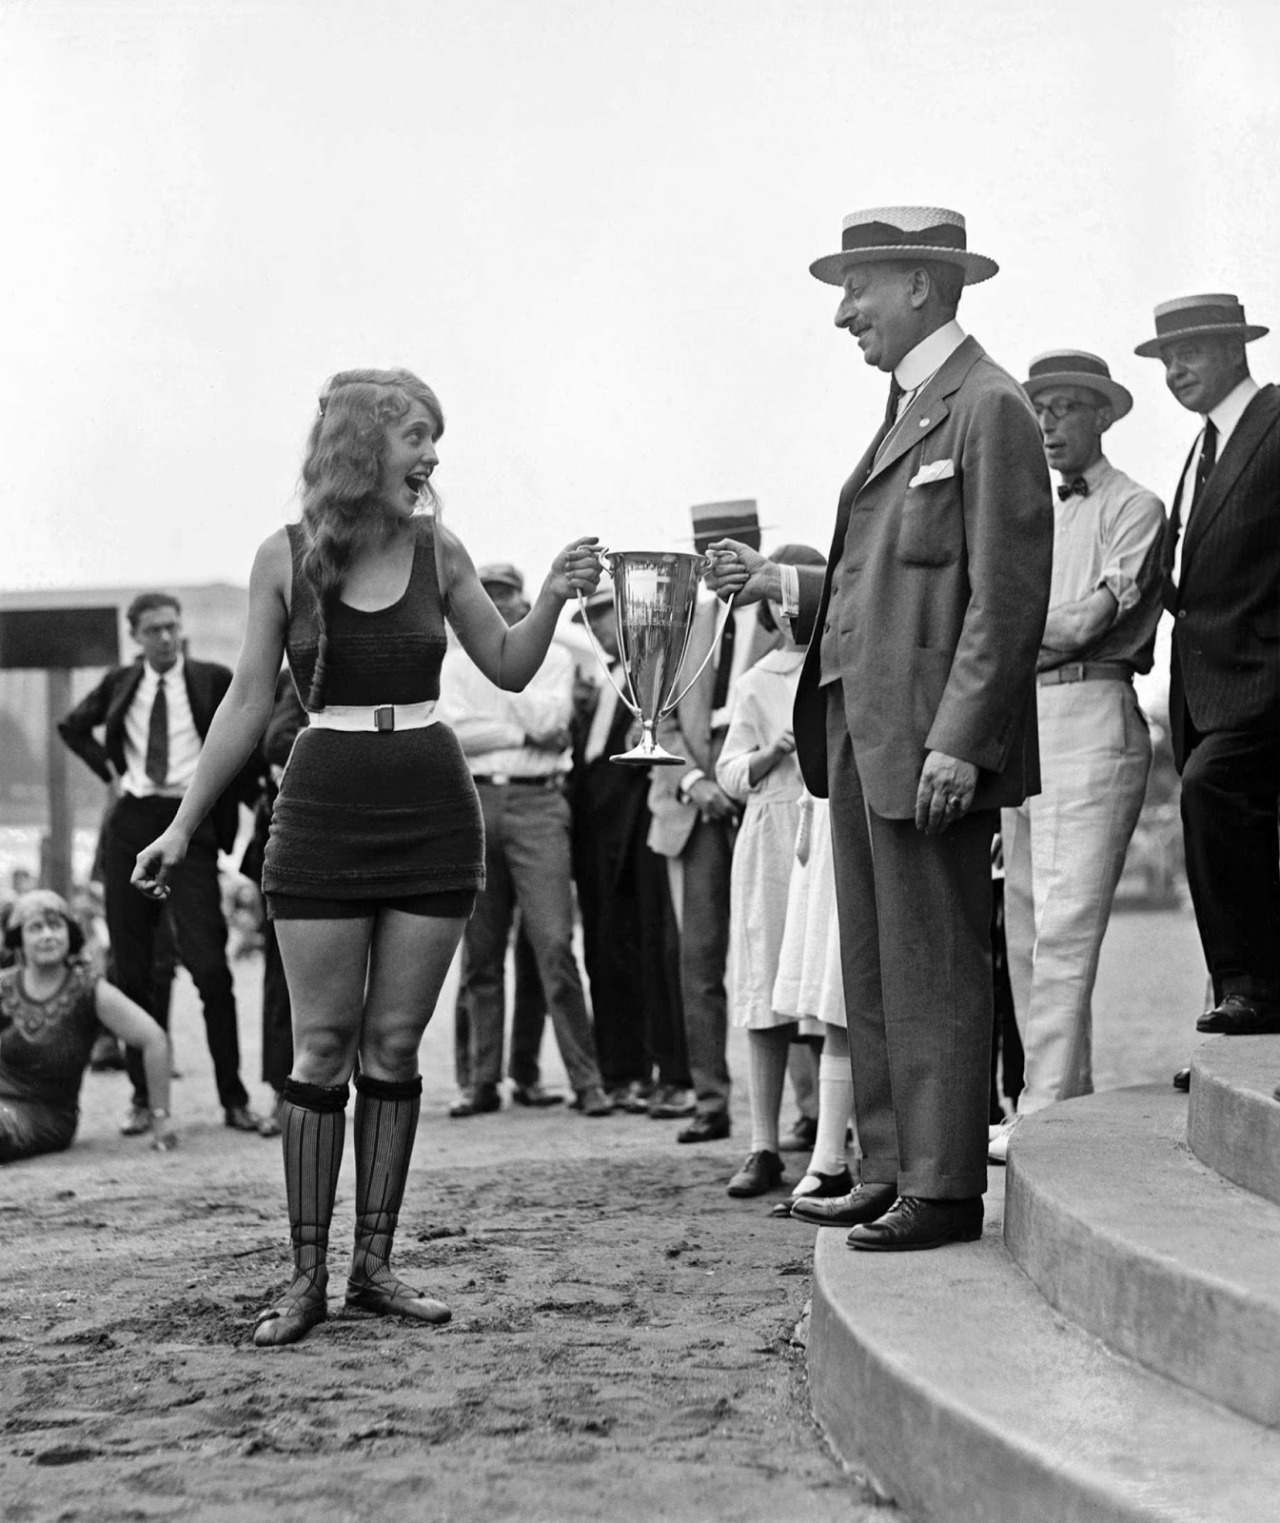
left=349, top=1072, right=421, bottom=1295
left=279, top=1078, right=348, bottom=1304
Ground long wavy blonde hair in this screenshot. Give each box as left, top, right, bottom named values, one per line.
left=297, top=369, right=445, bottom=708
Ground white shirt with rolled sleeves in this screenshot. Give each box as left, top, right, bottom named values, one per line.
left=436, top=638, right=575, bottom=780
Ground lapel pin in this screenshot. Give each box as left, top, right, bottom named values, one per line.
left=918, top=418, right=930, bottom=428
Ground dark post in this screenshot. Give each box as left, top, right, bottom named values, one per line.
left=43, top=670, right=74, bottom=897
left=0, top=605, right=120, bottom=895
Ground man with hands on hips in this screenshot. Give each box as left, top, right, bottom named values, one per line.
left=706, top=206, right=1052, bottom=1251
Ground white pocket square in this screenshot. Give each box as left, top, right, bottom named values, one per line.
left=908, top=459, right=956, bottom=488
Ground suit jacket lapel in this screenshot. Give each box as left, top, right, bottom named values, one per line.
left=1184, top=385, right=1280, bottom=560
left=862, top=335, right=983, bottom=490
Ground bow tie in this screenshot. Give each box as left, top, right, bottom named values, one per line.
left=1057, top=476, right=1089, bottom=501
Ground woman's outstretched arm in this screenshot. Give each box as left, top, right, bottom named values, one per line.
left=132, top=529, right=290, bottom=894
left=440, top=524, right=600, bottom=691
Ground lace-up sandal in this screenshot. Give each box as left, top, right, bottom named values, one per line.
left=253, top=1276, right=329, bottom=1347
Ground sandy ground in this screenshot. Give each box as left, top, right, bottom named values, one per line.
left=0, top=905, right=1205, bottom=1523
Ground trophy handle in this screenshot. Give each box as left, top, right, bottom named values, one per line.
left=574, top=585, right=642, bottom=719
left=661, top=592, right=736, bottom=716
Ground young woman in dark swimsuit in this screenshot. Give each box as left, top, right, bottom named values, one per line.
left=133, top=369, right=600, bottom=1347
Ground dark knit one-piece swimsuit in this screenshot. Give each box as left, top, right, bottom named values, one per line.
left=262, top=516, right=484, bottom=919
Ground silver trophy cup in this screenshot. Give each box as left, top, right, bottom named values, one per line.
left=576, top=550, right=734, bottom=766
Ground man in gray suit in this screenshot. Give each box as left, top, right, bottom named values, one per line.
left=707, top=206, right=1052, bottom=1249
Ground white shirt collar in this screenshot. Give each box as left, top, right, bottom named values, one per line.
left=1206, top=374, right=1261, bottom=444
left=894, top=319, right=967, bottom=393
left=142, top=653, right=184, bottom=689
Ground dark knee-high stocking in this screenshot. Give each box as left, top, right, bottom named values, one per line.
left=280, top=1078, right=348, bottom=1303
left=349, top=1072, right=421, bottom=1295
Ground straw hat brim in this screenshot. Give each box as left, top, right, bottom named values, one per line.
left=809, top=245, right=999, bottom=288
left=1023, top=370, right=1133, bottom=420
left=1134, top=322, right=1268, bottom=359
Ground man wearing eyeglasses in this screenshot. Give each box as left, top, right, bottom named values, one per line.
left=988, top=352, right=1165, bottom=1162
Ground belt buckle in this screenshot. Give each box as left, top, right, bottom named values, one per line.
left=1062, top=662, right=1085, bottom=684
left=374, top=705, right=395, bottom=732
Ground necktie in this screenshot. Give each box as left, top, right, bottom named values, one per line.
left=145, top=676, right=169, bottom=786
left=711, top=610, right=736, bottom=712
left=1190, top=419, right=1218, bottom=514
left=884, top=375, right=905, bottom=427
left=1057, top=476, right=1089, bottom=502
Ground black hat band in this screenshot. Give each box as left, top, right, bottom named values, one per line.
left=841, top=221, right=967, bottom=254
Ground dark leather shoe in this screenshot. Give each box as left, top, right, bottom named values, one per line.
left=726, top=1150, right=785, bottom=1197
left=847, top=1195, right=983, bottom=1252
left=225, top=1105, right=266, bottom=1133
left=1172, top=1067, right=1191, bottom=1093
left=676, top=1111, right=730, bottom=1144
left=574, top=1084, right=614, bottom=1117
left=789, top=1182, right=897, bottom=1227
left=648, top=1084, right=696, bottom=1119
left=1195, top=994, right=1280, bottom=1035
left=511, top=1082, right=564, bottom=1108
left=449, top=1085, right=500, bottom=1118
left=777, top=1115, right=819, bottom=1153
left=769, top=1166, right=854, bottom=1218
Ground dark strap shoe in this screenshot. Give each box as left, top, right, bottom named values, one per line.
left=726, top=1149, right=785, bottom=1197
left=789, top=1181, right=897, bottom=1227
left=846, top=1195, right=983, bottom=1252
left=676, top=1111, right=730, bottom=1144
left=1195, top=994, right=1280, bottom=1035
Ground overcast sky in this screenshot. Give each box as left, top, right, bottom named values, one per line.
left=4, top=0, right=1278, bottom=624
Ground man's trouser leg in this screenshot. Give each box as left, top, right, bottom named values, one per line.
left=1005, top=681, right=1151, bottom=1113
left=826, top=688, right=994, bottom=1200
left=503, top=787, right=603, bottom=1094
left=675, top=815, right=733, bottom=1119
left=166, top=827, right=249, bottom=1112
left=1180, top=723, right=1280, bottom=1006
left=102, top=796, right=169, bottom=1109
left=508, top=921, right=547, bottom=1089
left=638, top=838, right=689, bottom=1088
left=460, top=786, right=516, bottom=1091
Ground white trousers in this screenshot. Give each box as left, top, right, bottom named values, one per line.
left=1001, top=679, right=1152, bottom=1115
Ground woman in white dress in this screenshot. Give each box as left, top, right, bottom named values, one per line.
left=770, top=792, right=857, bottom=1216
left=715, top=545, right=824, bottom=1199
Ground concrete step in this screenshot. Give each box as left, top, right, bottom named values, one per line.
left=1187, top=1035, right=1280, bottom=1207
left=807, top=1173, right=1280, bottom=1523
left=1004, top=1085, right=1280, bottom=1428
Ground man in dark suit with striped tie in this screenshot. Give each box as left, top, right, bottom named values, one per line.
left=58, top=592, right=266, bottom=1135
left=1136, top=296, right=1280, bottom=1077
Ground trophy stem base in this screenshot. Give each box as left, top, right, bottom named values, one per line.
left=610, top=743, right=686, bottom=767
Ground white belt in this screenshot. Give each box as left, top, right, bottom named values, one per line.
left=308, top=701, right=438, bottom=733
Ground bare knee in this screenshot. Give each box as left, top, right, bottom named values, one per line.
left=293, top=1025, right=357, bottom=1086
left=360, top=1023, right=424, bottom=1082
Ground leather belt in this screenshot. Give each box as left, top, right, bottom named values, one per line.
left=308, top=701, right=438, bottom=732
left=1038, top=662, right=1133, bottom=687
left=472, top=773, right=564, bottom=789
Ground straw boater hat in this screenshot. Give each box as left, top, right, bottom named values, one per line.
left=1134, top=294, right=1268, bottom=358
left=1023, top=350, right=1133, bottom=420
left=809, top=206, right=999, bottom=288
left=689, top=500, right=764, bottom=548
